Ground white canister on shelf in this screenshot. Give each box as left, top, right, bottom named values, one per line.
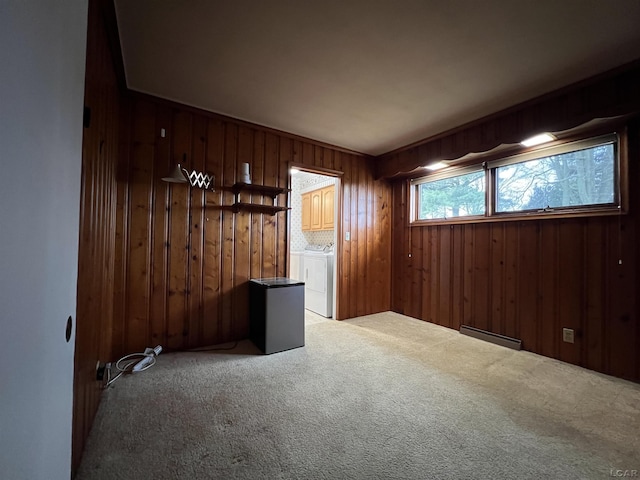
left=239, top=162, right=251, bottom=184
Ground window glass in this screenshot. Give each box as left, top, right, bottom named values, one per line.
left=410, top=134, right=620, bottom=224
left=495, top=143, right=615, bottom=212
left=418, top=170, right=485, bottom=219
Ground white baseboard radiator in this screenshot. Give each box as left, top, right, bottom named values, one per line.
left=459, top=325, right=522, bottom=350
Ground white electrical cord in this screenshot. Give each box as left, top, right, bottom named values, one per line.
left=105, top=345, right=162, bottom=387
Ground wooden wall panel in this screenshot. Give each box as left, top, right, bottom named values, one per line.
left=202, top=119, right=224, bottom=345
left=261, top=133, right=279, bottom=280
left=557, top=221, right=582, bottom=365
left=489, top=223, right=505, bottom=335
left=234, top=126, right=253, bottom=340
left=421, top=228, right=433, bottom=324
left=517, top=222, right=538, bottom=351
left=461, top=226, right=474, bottom=328
left=166, top=111, right=191, bottom=350
left=72, top=0, right=121, bottom=472
left=377, top=61, right=640, bottom=179
left=126, top=100, right=155, bottom=354
left=339, top=153, right=353, bottom=317
left=436, top=227, right=451, bottom=328
left=277, top=138, right=291, bottom=292
left=538, top=222, right=559, bottom=358
left=391, top=181, right=408, bottom=318
left=408, top=223, right=423, bottom=320
left=250, top=132, right=265, bottom=281
left=390, top=122, right=640, bottom=383
left=188, top=115, right=208, bottom=346
left=450, top=226, right=464, bottom=330
left=149, top=105, right=172, bottom=351
left=473, top=224, right=491, bottom=333
left=502, top=223, right=519, bottom=340
left=582, top=220, right=604, bottom=370
left=111, top=99, right=130, bottom=366
left=373, top=167, right=392, bottom=314
left=113, top=94, right=392, bottom=353
left=607, top=214, right=638, bottom=379
left=358, top=166, right=371, bottom=316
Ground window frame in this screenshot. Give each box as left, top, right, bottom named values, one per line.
left=409, top=131, right=625, bottom=226
left=410, top=165, right=487, bottom=222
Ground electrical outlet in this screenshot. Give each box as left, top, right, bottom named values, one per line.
left=562, top=328, right=575, bottom=344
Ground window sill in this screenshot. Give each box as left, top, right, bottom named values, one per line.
left=410, top=206, right=624, bottom=227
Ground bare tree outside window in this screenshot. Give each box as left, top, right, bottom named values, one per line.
left=496, top=144, right=615, bottom=212
left=412, top=136, right=618, bottom=224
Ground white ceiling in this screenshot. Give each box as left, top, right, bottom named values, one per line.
left=115, top=0, right=640, bottom=156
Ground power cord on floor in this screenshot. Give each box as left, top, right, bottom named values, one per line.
left=102, top=342, right=238, bottom=388
left=104, top=345, right=162, bottom=388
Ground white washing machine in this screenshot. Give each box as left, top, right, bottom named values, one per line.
left=303, top=246, right=334, bottom=317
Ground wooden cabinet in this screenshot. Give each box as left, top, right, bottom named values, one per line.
left=301, top=185, right=335, bottom=231
left=310, top=189, right=322, bottom=230
left=321, top=186, right=334, bottom=230
left=301, top=193, right=311, bottom=230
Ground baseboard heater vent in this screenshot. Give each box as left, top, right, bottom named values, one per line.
left=459, top=325, right=522, bottom=350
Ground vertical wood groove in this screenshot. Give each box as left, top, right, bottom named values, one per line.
left=73, top=0, right=121, bottom=471
left=112, top=95, right=391, bottom=350
left=392, top=120, right=639, bottom=382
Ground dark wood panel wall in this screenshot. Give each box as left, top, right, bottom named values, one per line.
left=384, top=61, right=640, bottom=383
left=74, top=1, right=639, bottom=472
left=74, top=1, right=392, bottom=468
left=390, top=121, right=640, bottom=382
left=73, top=0, right=121, bottom=472
left=111, top=94, right=392, bottom=358
left=376, top=61, right=640, bottom=179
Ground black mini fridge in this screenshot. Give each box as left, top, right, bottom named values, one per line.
left=249, top=277, right=305, bottom=354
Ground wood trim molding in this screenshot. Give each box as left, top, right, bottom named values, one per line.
left=376, top=60, right=640, bottom=179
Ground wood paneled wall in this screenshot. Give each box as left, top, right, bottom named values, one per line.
left=73, top=0, right=121, bottom=472
left=74, top=1, right=391, bottom=468
left=390, top=121, right=640, bottom=382
left=376, top=60, right=640, bottom=179
left=75, top=2, right=639, bottom=472
left=111, top=95, right=392, bottom=358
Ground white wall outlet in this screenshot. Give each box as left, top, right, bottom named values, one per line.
left=345, top=231, right=350, bottom=241
left=562, top=328, right=575, bottom=344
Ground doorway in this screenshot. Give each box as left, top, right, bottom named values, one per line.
left=288, top=168, right=339, bottom=319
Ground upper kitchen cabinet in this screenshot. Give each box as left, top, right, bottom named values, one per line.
left=301, top=193, right=311, bottom=230
left=321, top=185, right=334, bottom=230
left=302, top=185, right=334, bottom=231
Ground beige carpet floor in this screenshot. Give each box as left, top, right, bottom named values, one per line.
left=76, top=311, right=640, bottom=479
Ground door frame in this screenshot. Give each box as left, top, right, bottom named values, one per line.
left=288, top=163, right=343, bottom=320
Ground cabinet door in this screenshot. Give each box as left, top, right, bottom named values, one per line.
left=310, top=189, right=322, bottom=230
left=301, top=193, right=311, bottom=231
left=321, top=186, right=334, bottom=230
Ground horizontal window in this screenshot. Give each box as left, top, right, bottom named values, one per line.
left=416, top=170, right=485, bottom=220
left=495, top=142, right=616, bottom=213
left=410, top=133, right=620, bottom=224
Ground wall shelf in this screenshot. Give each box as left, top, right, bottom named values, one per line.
left=215, top=182, right=290, bottom=215
left=230, top=182, right=286, bottom=199
left=231, top=202, right=289, bottom=215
